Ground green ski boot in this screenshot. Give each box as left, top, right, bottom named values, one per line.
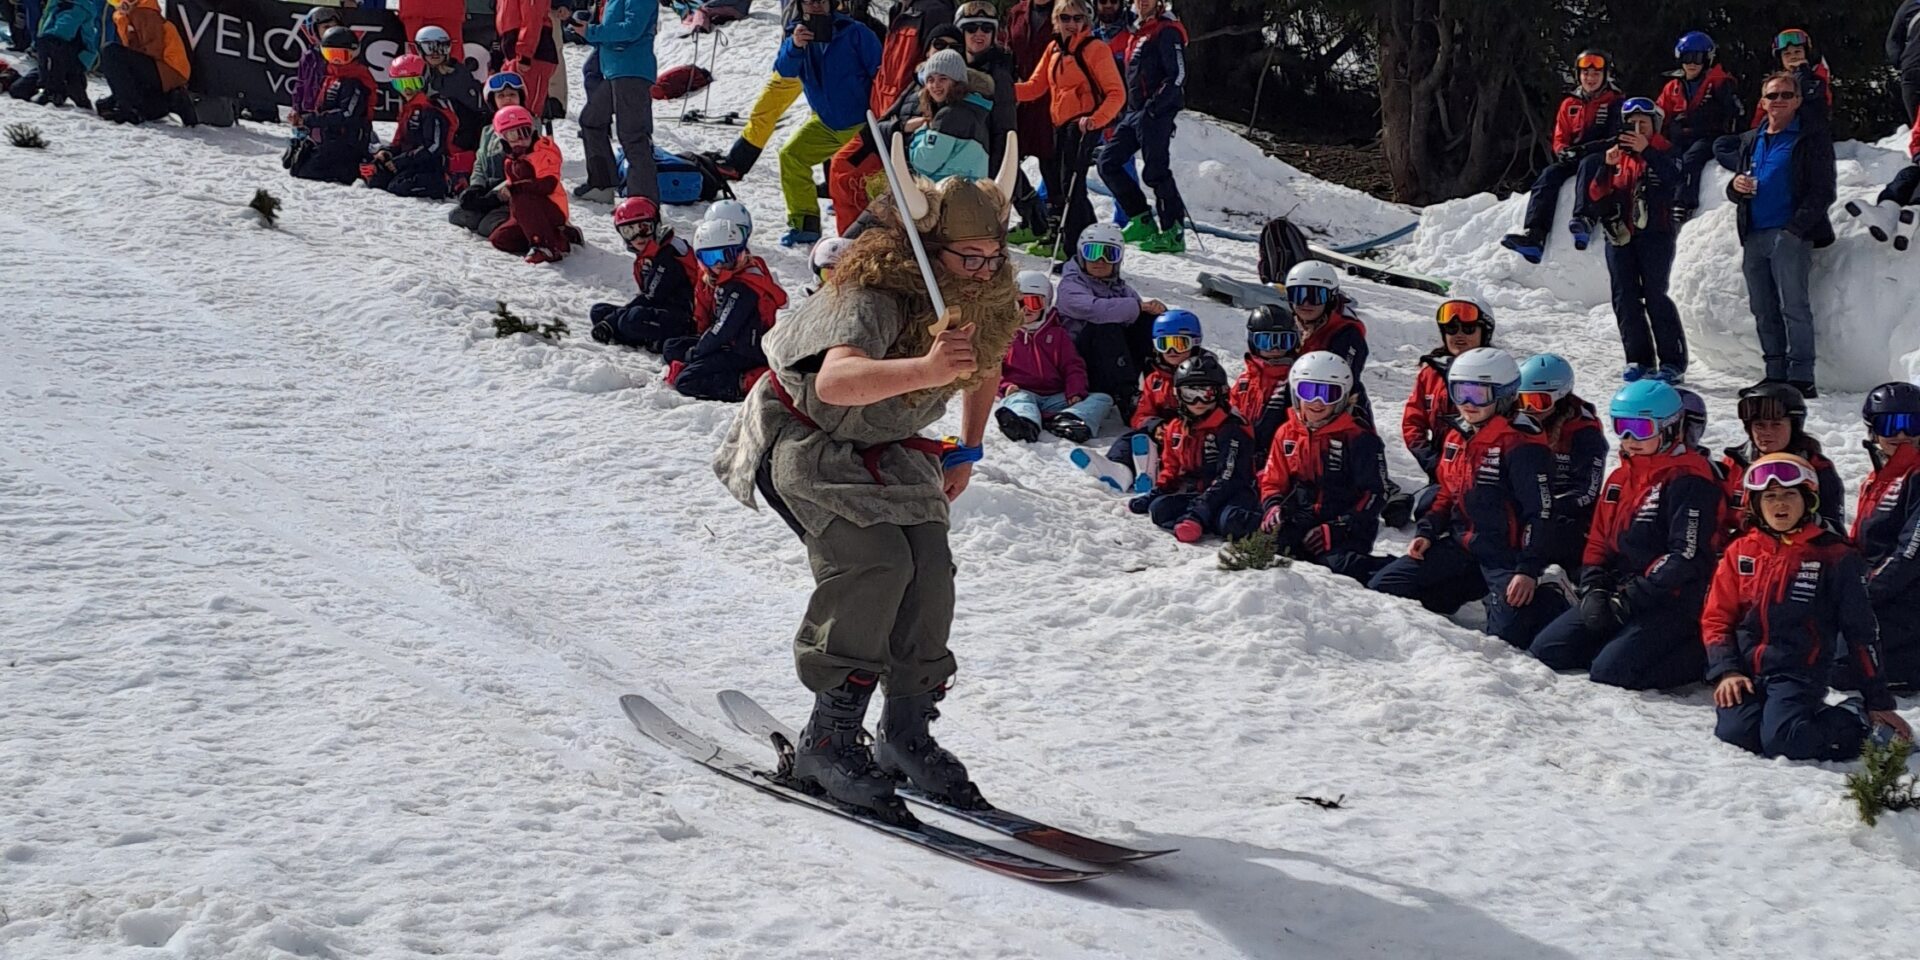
left=1121, top=213, right=1157, bottom=244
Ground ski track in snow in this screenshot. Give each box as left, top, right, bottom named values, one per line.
left=5, top=14, right=1920, bottom=959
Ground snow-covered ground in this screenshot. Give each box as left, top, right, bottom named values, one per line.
left=5, top=13, right=1920, bottom=959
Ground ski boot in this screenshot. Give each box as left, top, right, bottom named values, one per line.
left=1047, top=412, right=1093, bottom=443
left=875, top=686, right=987, bottom=810
left=995, top=406, right=1041, bottom=442
left=590, top=319, right=615, bottom=344
left=1568, top=217, right=1593, bottom=251
left=1007, top=224, right=1042, bottom=245
left=789, top=673, right=912, bottom=821
left=1140, top=226, right=1186, bottom=254
left=1621, top=362, right=1645, bottom=383
left=1068, top=448, right=1132, bottom=493
left=780, top=215, right=822, bottom=248
left=1651, top=365, right=1685, bottom=385
left=1121, top=213, right=1157, bottom=244
left=1846, top=198, right=1901, bottom=243
left=1896, top=208, right=1918, bottom=252
left=1499, top=232, right=1544, bottom=264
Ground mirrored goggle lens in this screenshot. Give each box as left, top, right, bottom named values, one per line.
left=1576, top=54, right=1608, bottom=71
left=696, top=245, right=740, bottom=267
left=1249, top=330, right=1300, bottom=353
left=1079, top=241, right=1122, bottom=263
left=322, top=48, right=355, bottom=63
left=1612, top=416, right=1659, bottom=441
left=1436, top=300, right=1484, bottom=327
left=420, top=40, right=451, bottom=56
left=617, top=221, right=656, bottom=242
left=1437, top=321, right=1483, bottom=337
left=1018, top=294, right=1048, bottom=312
left=1178, top=385, right=1218, bottom=404
left=1449, top=382, right=1499, bottom=407
left=1516, top=391, right=1556, bottom=413
left=1287, top=285, right=1331, bottom=306
left=392, top=76, right=424, bottom=94
left=1872, top=412, right=1920, bottom=436
left=1153, top=335, right=1196, bottom=353
left=1775, top=30, right=1808, bottom=50
left=1294, top=381, right=1344, bottom=405
left=486, top=74, right=525, bottom=93
left=1743, top=460, right=1816, bottom=492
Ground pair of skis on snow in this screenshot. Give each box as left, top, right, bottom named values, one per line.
left=1844, top=199, right=1920, bottom=251
left=623, top=692, right=1173, bottom=883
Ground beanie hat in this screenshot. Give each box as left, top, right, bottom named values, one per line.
left=918, top=48, right=969, bottom=85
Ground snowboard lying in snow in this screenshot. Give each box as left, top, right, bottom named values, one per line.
left=1197, top=271, right=1290, bottom=308
left=1199, top=252, right=1449, bottom=307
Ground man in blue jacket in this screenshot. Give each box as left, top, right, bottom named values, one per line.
left=578, top=0, right=660, bottom=203
left=1098, top=0, right=1187, bottom=254
left=771, top=0, right=881, bottom=246
left=1715, top=71, right=1835, bottom=399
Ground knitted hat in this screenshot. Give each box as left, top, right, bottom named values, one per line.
left=918, top=48, right=969, bottom=84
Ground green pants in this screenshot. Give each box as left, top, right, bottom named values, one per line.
left=780, top=116, right=859, bottom=229
left=795, top=517, right=957, bottom=696
left=744, top=73, right=803, bottom=150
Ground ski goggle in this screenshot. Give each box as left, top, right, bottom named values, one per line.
left=1743, top=458, right=1817, bottom=492
left=1249, top=329, right=1300, bottom=353
left=1153, top=334, right=1197, bottom=354
left=1436, top=300, right=1485, bottom=330
left=1178, top=385, right=1220, bottom=404
left=1576, top=53, right=1608, bottom=71
left=1079, top=241, right=1122, bottom=263
left=391, top=76, right=425, bottom=95
left=1286, top=285, right=1331, bottom=306
left=1774, top=29, right=1809, bottom=52
left=418, top=39, right=452, bottom=57
left=616, top=220, right=656, bottom=243
left=1294, top=381, right=1344, bottom=405
left=486, top=72, right=526, bottom=94
left=1872, top=412, right=1920, bottom=437
left=1018, top=293, right=1049, bottom=313
left=696, top=244, right=744, bottom=268
left=1678, top=50, right=1710, bottom=66
left=1449, top=381, right=1504, bottom=408
left=1612, top=416, right=1660, bottom=441
left=1515, top=391, right=1557, bottom=414
left=322, top=47, right=356, bottom=64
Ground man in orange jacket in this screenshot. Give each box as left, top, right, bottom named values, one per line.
left=95, top=0, right=190, bottom=125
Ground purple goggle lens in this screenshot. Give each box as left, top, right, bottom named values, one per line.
left=1449, top=381, right=1500, bottom=408
left=1612, top=416, right=1659, bottom=441
left=1742, top=459, right=1816, bottom=492
left=1294, top=381, right=1344, bottom=405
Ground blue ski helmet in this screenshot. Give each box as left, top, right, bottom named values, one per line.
left=1518, top=353, right=1576, bottom=401
left=1675, top=31, right=1715, bottom=63
left=1152, top=310, right=1203, bottom=342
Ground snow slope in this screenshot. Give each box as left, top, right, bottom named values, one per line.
left=5, top=14, right=1920, bottom=960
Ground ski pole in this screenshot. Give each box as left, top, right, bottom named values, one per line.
left=1049, top=166, right=1084, bottom=265
left=865, top=110, right=949, bottom=329
left=679, top=31, right=701, bottom=122
left=1185, top=215, right=1207, bottom=252
left=699, top=28, right=723, bottom=122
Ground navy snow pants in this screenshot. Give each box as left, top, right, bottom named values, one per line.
left=1714, top=674, right=1867, bottom=761
left=1368, top=538, right=1568, bottom=649
left=1528, top=606, right=1705, bottom=690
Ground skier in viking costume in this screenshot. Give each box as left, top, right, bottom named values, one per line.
left=713, top=132, right=1025, bottom=821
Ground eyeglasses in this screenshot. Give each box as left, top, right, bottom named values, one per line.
left=1448, top=381, right=1503, bottom=408
left=1249, top=329, right=1300, bottom=353
left=1743, top=458, right=1817, bottom=492
left=1153, top=334, right=1196, bottom=354
left=1762, top=91, right=1799, bottom=101
left=1079, top=241, right=1121, bottom=263
left=1612, top=416, right=1660, bottom=441
left=1057, top=14, right=1087, bottom=23
left=944, top=250, right=1006, bottom=271
left=1515, top=391, right=1557, bottom=414
left=1294, top=381, right=1344, bottom=405
left=697, top=244, right=743, bottom=268
left=1872, top=412, right=1919, bottom=437
left=960, top=20, right=996, bottom=34
left=617, top=221, right=656, bottom=243
left=1775, top=29, right=1809, bottom=50
left=1178, top=385, right=1219, bottom=404
left=1286, top=285, right=1331, bottom=306
left=1576, top=54, right=1608, bottom=71
left=1018, top=293, right=1049, bottom=312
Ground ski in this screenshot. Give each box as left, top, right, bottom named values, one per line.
left=677, top=110, right=741, bottom=126
left=716, top=690, right=1174, bottom=865
left=620, top=694, right=1106, bottom=883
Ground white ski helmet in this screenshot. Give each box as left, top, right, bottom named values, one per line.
left=1077, top=223, right=1125, bottom=262
left=706, top=198, right=753, bottom=242
left=809, top=237, right=851, bottom=275
left=1288, top=350, right=1355, bottom=408
left=694, top=217, right=747, bottom=251
left=1284, top=259, right=1341, bottom=294
left=414, top=24, right=452, bottom=48
left=1448, top=347, right=1522, bottom=400
left=1015, top=269, right=1055, bottom=305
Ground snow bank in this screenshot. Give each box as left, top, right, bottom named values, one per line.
left=1403, top=130, right=1920, bottom=390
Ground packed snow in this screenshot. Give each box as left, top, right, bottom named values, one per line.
left=5, top=11, right=1920, bottom=960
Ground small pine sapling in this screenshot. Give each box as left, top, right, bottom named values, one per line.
left=493, top=301, right=570, bottom=341
left=249, top=189, right=282, bottom=227
left=7, top=123, right=47, bottom=148
left=1218, top=529, right=1286, bottom=571
left=1847, top=737, right=1918, bottom=827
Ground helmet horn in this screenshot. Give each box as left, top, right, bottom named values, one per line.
left=890, top=133, right=931, bottom=223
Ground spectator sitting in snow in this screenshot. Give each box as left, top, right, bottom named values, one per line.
left=590, top=197, right=703, bottom=352
left=1842, top=104, right=1920, bottom=248
left=449, top=72, right=526, bottom=238
left=94, top=0, right=191, bottom=126
left=284, top=7, right=338, bottom=161
left=1225, top=350, right=1386, bottom=582
left=1284, top=261, right=1371, bottom=419
left=1529, top=380, right=1721, bottom=690
left=1850, top=382, right=1920, bottom=691
left=1655, top=31, right=1740, bottom=223
left=30, top=0, right=102, bottom=109
left=1055, top=223, right=1165, bottom=413
left=1702, top=453, right=1911, bottom=761
left=487, top=105, right=583, bottom=264
left=996, top=270, right=1112, bottom=443
left=1500, top=48, right=1622, bottom=264
left=1721, top=383, right=1845, bottom=536
left=1403, top=299, right=1491, bottom=501
left=1368, top=348, right=1569, bottom=650
left=1072, top=309, right=1209, bottom=493
left=1127, top=353, right=1254, bottom=543
left=1587, top=97, right=1688, bottom=383
left=804, top=237, right=852, bottom=297
left=367, top=54, right=456, bottom=200
left=290, top=27, right=377, bottom=186
left=1515, top=354, right=1607, bottom=575
left=417, top=25, right=486, bottom=153
left=1227, top=304, right=1300, bottom=472
left=664, top=218, right=791, bottom=402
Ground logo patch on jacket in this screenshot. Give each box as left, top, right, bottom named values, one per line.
left=1281, top=439, right=1297, bottom=457
left=1476, top=447, right=1503, bottom=484
left=1604, top=483, right=1623, bottom=504
left=1737, top=555, right=1756, bottom=576
left=1788, top=562, right=1822, bottom=603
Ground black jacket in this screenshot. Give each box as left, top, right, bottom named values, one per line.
left=1716, top=122, right=1836, bottom=247
left=967, top=44, right=1019, bottom=168
left=1890, top=0, right=1920, bottom=75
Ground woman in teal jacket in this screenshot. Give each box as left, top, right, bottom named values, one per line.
left=907, top=50, right=993, bottom=181
left=33, top=0, right=102, bottom=108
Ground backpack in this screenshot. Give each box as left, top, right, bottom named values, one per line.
left=651, top=64, right=713, bottom=100
left=654, top=148, right=706, bottom=204
left=1256, top=216, right=1313, bottom=284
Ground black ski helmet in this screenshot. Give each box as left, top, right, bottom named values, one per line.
left=1174, top=352, right=1229, bottom=392
left=1736, top=382, right=1807, bottom=431
left=320, top=25, right=359, bottom=49
left=1247, top=303, right=1295, bottom=333
left=1864, top=381, right=1920, bottom=427
left=1575, top=48, right=1613, bottom=82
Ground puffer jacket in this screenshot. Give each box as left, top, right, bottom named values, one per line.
left=113, top=0, right=188, bottom=91
left=1000, top=309, right=1088, bottom=399
left=1015, top=30, right=1124, bottom=129
left=909, top=73, right=995, bottom=180
left=1054, top=258, right=1140, bottom=331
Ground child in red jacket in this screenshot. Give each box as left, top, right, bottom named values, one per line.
left=1073, top=309, right=1211, bottom=494
left=997, top=270, right=1115, bottom=443
left=1403, top=300, right=1492, bottom=512
left=590, top=196, right=703, bottom=351
left=1851, top=383, right=1920, bottom=690
left=1703, top=453, right=1911, bottom=760
left=1656, top=31, right=1741, bottom=222
left=1127, top=354, right=1255, bottom=543
left=664, top=218, right=789, bottom=402
left=1228, top=304, right=1301, bottom=471
left=1501, top=48, right=1622, bottom=262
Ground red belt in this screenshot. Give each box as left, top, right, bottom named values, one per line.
left=769, top=376, right=947, bottom=486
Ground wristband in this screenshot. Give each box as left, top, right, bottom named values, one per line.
left=940, top=438, right=983, bottom=469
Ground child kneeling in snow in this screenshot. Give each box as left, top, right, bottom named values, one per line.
left=1228, top=304, right=1301, bottom=472
left=488, top=106, right=583, bottom=264
left=366, top=53, right=455, bottom=199
left=1703, top=453, right=1912, bottom=760
left=995, top=270, right=1113, bottom=443
left=1073, top=310, right=1212, bottom=493
left=1224, top=351, right=1386, bottom=580
left=664, top=218, right=790, bottom=402
left=1127, top=353, right=1255, bottom=543
left=591, top=197, right=703, bottom=350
